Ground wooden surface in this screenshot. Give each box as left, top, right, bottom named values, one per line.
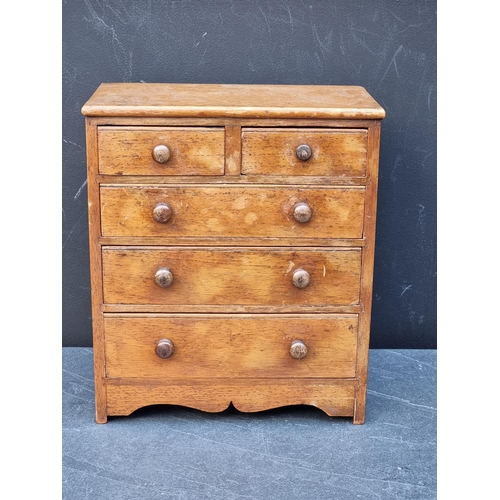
left=83, top=83, right=383, bottom=424
left=354, top=121, right=382, bottom=424
left=98, top=127, right=224, bottom=176
left=100, top=185, right=365, bottom=239
left=241, top=128, right=367, bottom=177
left=81, top=83, right=386, bottom=119
left=102, top=247, right=361, bottom=307
left=104, top=314, right=358, bottom=379
left=85, top=120, right=108, bottom=424
left=105, top=379, right=355, bottom=417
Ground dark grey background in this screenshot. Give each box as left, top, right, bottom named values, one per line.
left=62, top=0, right=436, bottom=348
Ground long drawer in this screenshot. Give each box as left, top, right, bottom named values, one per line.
left=100, top=185, right=365, bottom=239
left=104, top=314, right=358, bottom=379
left=102, top=247, right=362, bottom=307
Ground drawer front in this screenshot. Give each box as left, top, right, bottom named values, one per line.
left=100, top=185, right=365, bottom=239
left=98, top=127, right=225, bottom=175
left=102, top=247, right=361, bottom=307
left=241, top=128, right=367, bottom=177
left=104, top=314, right=358, bottom=379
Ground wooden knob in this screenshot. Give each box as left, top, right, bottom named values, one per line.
left=289, top=340, right=307, bottom=360
left=292, top=268, right=310, bottom=289
left=155, top=338, right=174, bottom=359
left=153, top=203, right=172, bottom=223
left=154, top=268, right=174, bottom=288
left=296, top=144, right=312, bottom=161
left=293, top=202, right=312, bottom=223
left=152, top=144, right=171, bottom=164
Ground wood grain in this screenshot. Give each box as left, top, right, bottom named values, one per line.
left=100, top=185, right=365, bottom=239
left=242, top=128, right=367, bottom=177
left=101, top=304, right=362, bottom=314
left=82, top=83, right=386, bottom=119
left=102, top=247, right=362, bottom=307
left=224, top=125, right=241, bottom=175
left=98, top=126, right=224, bottom=176
left=85, top=120, right=107, bottom=424
left=354, top=121, right=382, bottom=424
left=96, top=174, right=369, bottom=186
left=106, top=378, right=356, bottom=417
left=104, top=314, right=358, bottom=379
left=98, top=236, right=367, bottom=248
left=82, top=83, right=384, bottom=424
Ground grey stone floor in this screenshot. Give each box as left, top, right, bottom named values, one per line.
left=62, top=348, right=436, bottom=500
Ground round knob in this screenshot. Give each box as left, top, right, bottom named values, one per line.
left=292, top=268, right=310, bottom=289
left=289, top=340, right=307, bottom=360
left=153, top=203, right=172, bottom=223
left=155, top=338, right=174, bottom=359
left=296, top=144, right=312, bottom=161
left=152, top=144, right=171, bottom=164
left=154, top=268, right=174, bottom=288
left=292, top=202, right=312, bottom=223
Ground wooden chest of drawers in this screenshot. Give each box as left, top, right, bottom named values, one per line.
left=81, top=83, right=385, bottom=424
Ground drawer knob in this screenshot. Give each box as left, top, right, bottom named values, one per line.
left=154, top=268, right=174, bottom=288
left=289, top=340, right=307, bottom=360
left=292, top=268, right=310, bottom=289
left=296, top=144, right=312, bottom=161
left=155, top=338, right=174, bottom=359
left=292, top=202, right=312, bottom=223
left=153, top=202, right=173, bottom=223
left=152, top=144, right=171, bottom=164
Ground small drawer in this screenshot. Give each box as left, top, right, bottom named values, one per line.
left=241, top=128, right=367, bottom=177
left=104, top=314, right=358, bottom=379
left=98, top=126, right=224, bottom=175
left=102, top=247, right=361, bottom=308
left=100, top=185, right=365, bottom=239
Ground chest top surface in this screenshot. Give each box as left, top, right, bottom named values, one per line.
left=81, top=83, right=385, bottom=119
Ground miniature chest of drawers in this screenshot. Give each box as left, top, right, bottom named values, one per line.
left=81, top=83, right=385, bottom=424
